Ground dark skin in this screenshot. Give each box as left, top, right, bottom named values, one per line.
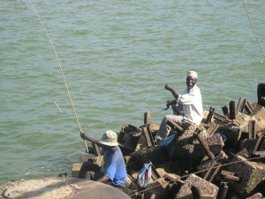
left=163, top=76, right=197, bottom=110
left=80, top=130, right=115, bottom=183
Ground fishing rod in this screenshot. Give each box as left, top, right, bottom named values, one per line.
left=241, top=0, right=265, bottom=60
left=27, top=2, right=88, bottom=152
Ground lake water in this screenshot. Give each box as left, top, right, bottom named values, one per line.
left=0, top=0, right=264, bottom=184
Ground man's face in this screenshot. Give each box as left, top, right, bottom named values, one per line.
left=186, top=76, right=197, bottom=90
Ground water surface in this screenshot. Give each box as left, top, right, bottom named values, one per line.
left=0, top=0, right=264, bottom=183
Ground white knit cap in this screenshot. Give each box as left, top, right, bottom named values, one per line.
left=99, top=130, right=118, bottom=147
left=187, top=70, right=198, bottom=79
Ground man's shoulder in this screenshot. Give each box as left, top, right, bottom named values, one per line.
left=114, top=146, right=123, bottom=156
left=191, top=85, right=201, bottom=93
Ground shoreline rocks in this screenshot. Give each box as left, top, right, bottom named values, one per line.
left=0, top=177, right=130, bottom=199
left=1, top=96, right=265, bottom=199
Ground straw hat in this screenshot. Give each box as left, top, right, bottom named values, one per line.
left=99, top=130, right=118, bottom=147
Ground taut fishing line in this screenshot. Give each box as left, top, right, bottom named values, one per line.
left=241, top=0, right=265, bottom=61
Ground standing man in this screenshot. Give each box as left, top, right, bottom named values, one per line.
left=156, top=70, right=203, bottom=141
left=78, top=130, right=127, bottom=187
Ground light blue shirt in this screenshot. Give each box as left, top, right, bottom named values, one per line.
left=101, top=146, right=127, bottom=186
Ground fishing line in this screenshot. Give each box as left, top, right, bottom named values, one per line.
left=241, top=0, right=265, bottom=60
left=27, top=1, right=88, bottom=152
left=54, top=101, right=63, bottom=113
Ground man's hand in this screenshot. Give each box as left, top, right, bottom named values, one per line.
left=163, top=100, right=171, bottom=110
left=163, top=100, right=176, bottom=110
left=80, top=130, right=87, bottom=140
left=166, top=100, right=173, bottom=107
left=79, top=130, right=99, bottom=145
left=164, top=84, right=172, bottom=91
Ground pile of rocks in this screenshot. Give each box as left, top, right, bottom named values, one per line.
left=71, top=94, right=265, bottom=199
left=101, top=98, right=264, bottom=199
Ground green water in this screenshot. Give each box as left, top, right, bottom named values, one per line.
left=0, top=0, right=264, bottom=184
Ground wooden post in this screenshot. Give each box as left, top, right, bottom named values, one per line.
left=203, top=162, right=221, bottom=182
left=248, top=120, right=256, bottom=139
left=221, top=170, right=240, bottom=181
left=213, top=113, right=228, bottom=123
left=206, top=107, right=215, bottom=124
left=142, top=126, right=155, bottom=147
left=206, top=123, right=220, bottom=135
left=167, top=119, right=184, bottom=132
left=144, top=111, right=152, bottom=125
left=245, top=101, right=254, bottom=115
left=222, top=105, right=229, bottom=117
left=217, top=182, right=229, bottom=199
left=252, top=135, right=265, bottom=156
left=229, top=100, right=236, bottom=120
left=194, top=129, right=216, bottom=161
left=257, top=83, right=265, bottom=107
left=236, top=98, right=245, bottom=113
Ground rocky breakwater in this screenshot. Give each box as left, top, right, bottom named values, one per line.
left=108, top=97, right=265, bottom=199
left=2, top=94, right=265, bottom=199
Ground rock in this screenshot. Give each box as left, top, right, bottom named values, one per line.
left=173, top=126, right=224, bottom=162
left=252, top=107, right=265, bottom=133
left=173, top=125, right=205, bottom=161
left=0, top=177, right=130, bottom=199
left=246, top=192, right=263, bottom=199
left=227, top=155, right=265, bottom=196
left=143, top=183, right=169, bottom=199
left=71, top=162, right=82, bottom=178
left=239, top=137, right=265, bottom=155
left=127, top=146, right=169, bottom=170
left=235, top=112, right=253, bottom=133
left=175, top=174, right=219, bottom=199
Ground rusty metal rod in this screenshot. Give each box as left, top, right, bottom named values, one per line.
left=194, top=130, right=216, bottom=161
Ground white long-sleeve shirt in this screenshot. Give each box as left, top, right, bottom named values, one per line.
left=177, top=85, right=203, bottom=125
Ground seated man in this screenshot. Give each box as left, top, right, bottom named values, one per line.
left=156, top=70, right=203, bottom=141
left=78, top=130, right=127, bottom=187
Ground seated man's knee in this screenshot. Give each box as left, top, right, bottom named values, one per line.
left=165, top=115, right=172, bottom=121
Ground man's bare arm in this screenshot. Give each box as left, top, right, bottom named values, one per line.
left=165, top=84, right=179, bottom=100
